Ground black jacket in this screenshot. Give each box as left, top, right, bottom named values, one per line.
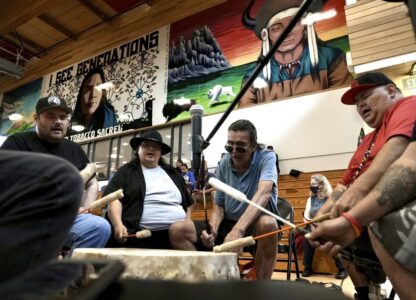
left=104, top=160, right=193, bottom=233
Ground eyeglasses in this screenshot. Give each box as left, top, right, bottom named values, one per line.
left=224, top=143, right=248, bottom=154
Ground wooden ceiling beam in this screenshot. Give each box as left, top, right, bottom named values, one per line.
left=38, top=14, right=76, bottom=40
left=0, top=0, right=61, bottom=36
left=0, top=0, right=226, bottom=93
left=0, top=35, right=41, bottom=59
left=77, top=0, right=110, bottom=21
left=9, top=31, right=46, bottom=54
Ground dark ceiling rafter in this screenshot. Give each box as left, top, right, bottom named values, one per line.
left=1, top=0, right=152, bottom=65
left=0, top=35, right=41, bottom=59
left=0, top=0, right=62, bottom=37
left=78, top=0, right=111, bottom=21
left=30, top=0, right=152, bottom=57
left=10, top=31, right=46, bottom=54
left=38, top=14, right=76, bottom=40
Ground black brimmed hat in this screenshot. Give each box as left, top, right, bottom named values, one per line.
left=130, top=130, right=171, bottom=155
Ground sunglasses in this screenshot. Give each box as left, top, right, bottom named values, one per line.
left=224, top=143, right=248, bottom=154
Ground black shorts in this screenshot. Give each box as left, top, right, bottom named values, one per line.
left=193, top=219, right=257, bottom=255
left=340, top=230, right=386, bottom=284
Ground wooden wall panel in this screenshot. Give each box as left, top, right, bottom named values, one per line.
left=345, top=0, right=416, bottom=67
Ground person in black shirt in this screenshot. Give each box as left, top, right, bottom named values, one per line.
left=0, top=150, right=83, bottom=282
left=1, top=96, right=111, bottom=254
left=266, top=145, right=280, bottom=175
left=105, top=130, right=193, bottom=249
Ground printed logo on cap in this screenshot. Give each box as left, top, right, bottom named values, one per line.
left=48, top=96, right=61, bottom=106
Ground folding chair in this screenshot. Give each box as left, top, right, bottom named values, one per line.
left=276, top=197, right=300, bottom=280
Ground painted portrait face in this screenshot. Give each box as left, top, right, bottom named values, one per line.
left=81, top=73, right=103, bottom=115
left=268, top=16, right=305, bottom=53
left=35, top=108, right=69, bottom=143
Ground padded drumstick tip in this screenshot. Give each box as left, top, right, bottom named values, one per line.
left=213, top=236, right=255, bottom=253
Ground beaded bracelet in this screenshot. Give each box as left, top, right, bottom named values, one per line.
left=341, top=212, right=364, bottom=237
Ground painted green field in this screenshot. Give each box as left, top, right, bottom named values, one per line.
left=167, top=62, right=255, bottom=121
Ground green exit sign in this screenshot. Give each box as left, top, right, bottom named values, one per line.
left=402, top=76, right=416, bottom=90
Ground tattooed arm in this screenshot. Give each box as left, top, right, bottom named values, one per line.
left=348, top=141, right=416, bottom=226
left=306, top=140, right=416, bottom=255
left=330, top=135, right=409, bottom=218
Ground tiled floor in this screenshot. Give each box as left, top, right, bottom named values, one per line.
left=271, top=271, right=356, bottom=299
left=272, top=272, right=398, bottom=300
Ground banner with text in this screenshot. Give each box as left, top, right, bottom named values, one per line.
left=41, top=25, right=170, bottom=142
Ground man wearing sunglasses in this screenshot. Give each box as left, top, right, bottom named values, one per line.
left=171, top=119, right=279, bottom=280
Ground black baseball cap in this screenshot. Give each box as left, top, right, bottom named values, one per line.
left=36, top=96, right=72, bottom=114
left=341, top=72, right=396, bottom=105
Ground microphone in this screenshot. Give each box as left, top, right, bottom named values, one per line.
left=190, top=104, right=204, bottom=185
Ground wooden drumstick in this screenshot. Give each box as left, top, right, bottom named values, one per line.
left=80, top=163, right=96, bottom=184
left=213, top=236, right=255, bottom=253
left=203, top=188, right=211, bottom=234
left=213, top=213, right=331, bottom=253
left=124, top=229, right=152, bottom=239
left=208, top=178, right=296, bottom=228
left=79, top=189, right=124, bottom=214
left=254, top=213, right=331, bottom=240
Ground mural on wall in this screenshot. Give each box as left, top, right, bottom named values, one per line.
left=41, top=26, right=170, bottom=142
left=165, top=0, right=352, bottom=122
left=0, top=78, right=42, bottom=135
left=1, top=0, right=353, bottom=138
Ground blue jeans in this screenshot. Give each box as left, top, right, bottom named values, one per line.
left=0, top=150, right=83, bottom=282
left=64, top=213, right=111, bottom=253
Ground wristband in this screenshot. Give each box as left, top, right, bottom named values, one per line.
left=341, top=212, right=364, bottom=237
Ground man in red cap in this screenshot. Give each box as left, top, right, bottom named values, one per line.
left=311, top=72, right=416, bottom=299
left=307, top=124, right=416, bottom=300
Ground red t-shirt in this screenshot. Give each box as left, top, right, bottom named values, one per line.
left=340, top=96, right=416, bottom=186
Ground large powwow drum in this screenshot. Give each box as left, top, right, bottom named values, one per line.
left=72, top=248, right=240, bottom=281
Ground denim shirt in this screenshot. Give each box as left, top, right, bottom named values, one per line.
left=215, top=149, right=278, bottom=221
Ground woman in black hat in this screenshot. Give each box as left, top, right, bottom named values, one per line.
left=103, top=129, right=194, bottom=249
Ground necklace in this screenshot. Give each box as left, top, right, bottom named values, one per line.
left=279, top=59, right=301, bottom=71
left=350, top=131, right=377, bottom=186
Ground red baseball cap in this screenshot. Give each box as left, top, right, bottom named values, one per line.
left=341, top=72, right=396, bottom=105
